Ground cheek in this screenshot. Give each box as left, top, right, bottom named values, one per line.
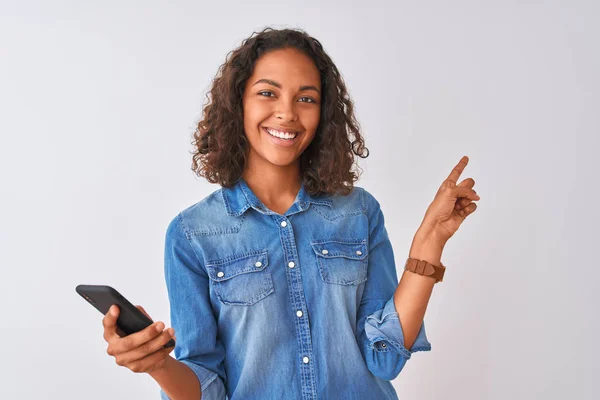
left=302, top=112, right=320, bottom=144
left=244, top=100, right=271, bottom=131
left=302, top=108, right=321, bottom=131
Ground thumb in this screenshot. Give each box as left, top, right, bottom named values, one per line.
left=454, top=187, right=480, bottom=200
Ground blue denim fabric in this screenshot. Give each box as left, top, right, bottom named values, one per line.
left=159, top=178, right=431, bottom=400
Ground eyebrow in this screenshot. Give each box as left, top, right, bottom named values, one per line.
left=252, top=78, right=321, bottom=94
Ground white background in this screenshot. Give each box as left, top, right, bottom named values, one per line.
left=1, top=1, right=598, bottom=399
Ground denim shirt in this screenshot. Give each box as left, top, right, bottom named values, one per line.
left=159, top=178, right=431, bottom=400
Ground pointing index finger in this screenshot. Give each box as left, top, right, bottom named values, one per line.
left=446, top=156, right=469, bottom=184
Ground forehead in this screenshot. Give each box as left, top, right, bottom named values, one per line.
left=250, top=48, right=321, bottom=88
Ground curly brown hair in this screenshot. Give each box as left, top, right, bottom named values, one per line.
left=191, top=27, right=369, bottom=196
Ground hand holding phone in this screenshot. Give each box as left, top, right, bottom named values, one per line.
left=76, top=284, right=176, bottom=374
left=103, top=303, right=176, bottom=373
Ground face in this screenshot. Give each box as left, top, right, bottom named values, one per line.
left=242, top=47, right=321, bottom=171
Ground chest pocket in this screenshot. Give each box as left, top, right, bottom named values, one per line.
left=205, top=250, right=274, bottom=306
left=310, top=239, right=368, bottom=285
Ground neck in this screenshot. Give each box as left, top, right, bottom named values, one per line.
left=242, top=157, right=302, bottom=208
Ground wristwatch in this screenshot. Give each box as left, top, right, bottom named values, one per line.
left=404, top=257, right=446, bottom=283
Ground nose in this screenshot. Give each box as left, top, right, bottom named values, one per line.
left=274, top=99, right=298, bottom=122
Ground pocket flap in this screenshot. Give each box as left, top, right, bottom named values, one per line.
left=206, top=250, right=269, bottom=282
left=310, top=240, right=368, bottom=260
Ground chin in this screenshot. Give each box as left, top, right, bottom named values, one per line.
left=263, top=154, right=300, bottom=167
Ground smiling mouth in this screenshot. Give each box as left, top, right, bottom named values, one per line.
left=262, top=127, right=300, bottom=140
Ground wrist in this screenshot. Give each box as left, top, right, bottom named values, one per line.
left=147, top=355, right=175, bottom=380
left=409, top=228, right=446, bottom=267
left=415, top=223, right=447, bottom=247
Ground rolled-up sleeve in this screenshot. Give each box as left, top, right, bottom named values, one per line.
left=356, top=189, right=432, bottom=381
left=160, top=214, right=228, bottom=400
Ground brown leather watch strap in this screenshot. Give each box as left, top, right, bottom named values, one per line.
left=404, top=257, right=446, bottom=283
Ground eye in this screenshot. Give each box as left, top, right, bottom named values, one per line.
left=298, top=96, right=317, bottom=103
left=258, top=91, right=275, bottom=97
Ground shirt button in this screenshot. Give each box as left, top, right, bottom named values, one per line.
left=303, top=356, right=309, bottom=364
left=280, top=221, right=287, bottom=227
left=381, top=342, right=387, bottom=348
left=217, top=271, right=224, bottom=278
left=255, top=261, right=262, bottom=267
left=288, top=261, right=295, bottom=268
left=356, top=250, right=362, bottom=255
left=321, top=249, right=328, bottom=255
left=296, top=310, right=303, bottom=317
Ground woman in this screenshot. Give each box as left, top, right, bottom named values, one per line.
left=101, top=27, right=480, bottom=400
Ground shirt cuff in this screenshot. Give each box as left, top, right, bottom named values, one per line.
left=365, top=296, right=432, bottom=359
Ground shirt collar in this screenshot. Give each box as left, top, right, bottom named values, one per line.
left=221, top=177, right=333, bottom=217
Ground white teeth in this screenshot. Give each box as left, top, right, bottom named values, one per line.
left=266, top=128, right=298, bottom=140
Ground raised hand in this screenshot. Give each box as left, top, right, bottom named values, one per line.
left=419, top=155, right=481, bottom=244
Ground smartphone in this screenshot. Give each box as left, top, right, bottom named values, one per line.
left=76, top=284, right=175, bottom=348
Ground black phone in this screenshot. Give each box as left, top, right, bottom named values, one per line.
left=75, top=284, right=175, bottom=348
